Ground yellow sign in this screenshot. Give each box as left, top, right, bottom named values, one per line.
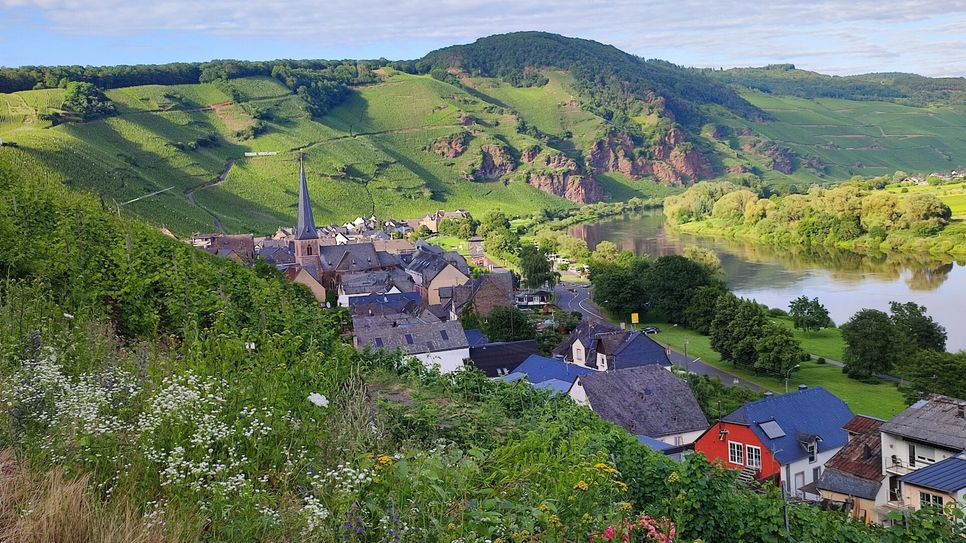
left=631, top=313, right=639, bottom=324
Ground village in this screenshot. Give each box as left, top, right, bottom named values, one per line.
left=186, top=157, right=966, bottom=527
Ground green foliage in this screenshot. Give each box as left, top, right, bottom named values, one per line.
left=643, top=255, right=723, bottom=324
left=788, top=295, right=832, bottom=332
left=889, top=301, right=947, bottom=352
left=437, top=216, right=479, bottom=239
left=840, top=309, right=899, bottom=379
left=62, top=81, right=116, bottom=120
left=519, top=245, right=559, bottom=289
left=710, top=295, right=806, bottom=376
left=684, top=373, right=762, bottom=421
left=897, top=350, right=966, bottom=402
left=482, top=306, right=536, bottom=342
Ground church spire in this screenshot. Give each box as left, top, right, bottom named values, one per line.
left=295, top=153, right=318, bottom=240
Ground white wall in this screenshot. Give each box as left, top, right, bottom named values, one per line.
left=654, top=429, right=705, bottom=447
left=338, top=286, right=401, bottom=307
left=784, top=446, right=842, bottom=499
left=569, top=379, right=589, bottom=405
left=413, top=348, right=469, bottom=374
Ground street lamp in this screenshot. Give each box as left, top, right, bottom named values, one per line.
left=687, top=357, right=701, bottom=375
left=784, top=364, right=801, bottom=393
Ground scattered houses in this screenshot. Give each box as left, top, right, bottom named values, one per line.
left=190, top=233, right=255, bottom=264
left=336, top=269, right=416, bottom=307
left=570, top=365, right=709, bottom=447
left=404, top=241, right=472, bottom=305
left=552, top=320, right=671, bottom=371
left=693, top=386, right=854, bottom=499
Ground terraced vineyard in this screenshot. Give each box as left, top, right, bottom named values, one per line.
left=2, top=65, right=965, bottom=235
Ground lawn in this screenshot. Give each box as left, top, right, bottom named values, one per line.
left=639, top=319, right=906, bottom=419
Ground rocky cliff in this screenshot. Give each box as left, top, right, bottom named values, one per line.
left=526, top=153, right=604, bottom=204
left=433, top=131, right=471, bottom=158
left=466, top=144, right=516, bottom=181
left=587, top=130, right=713, bottom=185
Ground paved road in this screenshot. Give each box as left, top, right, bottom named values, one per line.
left=554, top=282, right=764, bottom=392
left=809, top=354, right=901, bottom=383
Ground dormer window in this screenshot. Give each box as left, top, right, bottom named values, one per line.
left=807, top=442, right=818, bottom=463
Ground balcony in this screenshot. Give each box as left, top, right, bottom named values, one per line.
left=885, top=457, right=915, bottom=476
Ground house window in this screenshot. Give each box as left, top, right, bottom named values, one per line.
left=812, top=467, right=821, bottom=483
left=374, top=338, right=383, bottom=348
left=307, top=246, right=313, bottom=255
left=405, top=334, right=414, bottom=345
left=808, top=442, right=818, bottom=463
left=728, top=441, right=744, bottom=465
left=574, top=345, right=584, bottom=363
left=440, top=330, right=449, bottom=341
left=674, top=436, right=683, bottom=446
left=746, top=445, right=762, bottom=469
left=919, top=491, right=944, bottom=508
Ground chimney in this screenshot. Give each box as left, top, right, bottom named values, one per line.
left=798, top=384, right=807, bottom=391
left=958, top=405, right=965, bottom=418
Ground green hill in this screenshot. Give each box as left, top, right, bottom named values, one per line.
left=1, top=33, right=965, bottom=235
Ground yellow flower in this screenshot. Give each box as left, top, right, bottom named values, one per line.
left=539, top=503, right=550, bottom=513
left=594, top=462, right=618, bottom=475
left=548, top=514, right=561, bottom=527
left=614, top=480, right=629, bottom=492
left=667, top=471, right=680, bottom=484
left=619, top=501, right=633, bottom=512
left=574, top=480, right=589, bottom=491
left=447, top=523, right=456, bottom=531
left=582, top=513, right=592, bottom=524
left=376, top=454, right=393, bottom=467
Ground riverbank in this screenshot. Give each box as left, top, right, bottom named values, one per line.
left=672, top=218, right=966, bottom=260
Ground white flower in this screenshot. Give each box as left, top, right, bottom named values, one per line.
left=307, top=393, right=328, bottom=408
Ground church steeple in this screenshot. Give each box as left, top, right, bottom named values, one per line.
left=295, top=154, right=318, bottom=240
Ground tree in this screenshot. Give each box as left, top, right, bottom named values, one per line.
left=889, top=301, right=946, bottom=352
left=683, top=285, right=728, bottom=334
left=519, top=245, right=558, bottom=290
left=643, top=255, right=720, bottom=324
left=753, top=322, right=806, bottom=376
left=682, top=246, right=722, bottom=276
left=591, top=241, right=620, bottom=264
left=840, top=309, right=899, bottom=379
left=483, top=306, right=536, bottom=342
left=898, top=350, right=966, bottom=402
left=788, top=296, right=831, bottom=332
left=62, top=81, right=116, bottom=120
left=477, top=211, right=511, bottom=238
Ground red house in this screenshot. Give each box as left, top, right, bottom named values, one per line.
left=693, top=387, right=854, bottom=498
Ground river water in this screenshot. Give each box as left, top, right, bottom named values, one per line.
left=569, top=210, right=966, bottom=352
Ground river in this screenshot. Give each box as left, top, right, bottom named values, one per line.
left=569, top=210, right=966, bottom=352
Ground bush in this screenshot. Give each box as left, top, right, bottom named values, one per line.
left=816, top=357, right=826, bottom=364
left=768, top=307, right=788, bottom=317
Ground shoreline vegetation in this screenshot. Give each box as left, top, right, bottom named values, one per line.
left=663, top=178, right=966, bottom=260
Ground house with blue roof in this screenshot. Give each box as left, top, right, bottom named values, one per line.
left=503, top=354, right=595, bottom=395
left=694, top=386, right=854, bottom=499
left=898, top=452, right=966, bottom=513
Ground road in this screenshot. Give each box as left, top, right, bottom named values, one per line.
left=554, top=282, right=765, bottom=392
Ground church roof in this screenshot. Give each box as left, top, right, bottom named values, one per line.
left=295, top=155, right=318, bottom=241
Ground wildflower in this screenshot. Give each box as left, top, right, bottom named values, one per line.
left=376, top=454, right=393, bottom=467
left=620, top=501, right=633, bottom=512
left=594, top=462, right=618, bottom=475
left=308, top=393, right=329, bottom=408
left=548, top=514, right=561, bottom=528
left=602, top=526, right=615, bottom=541
left=574, top=480, right=589, bottom=491
left=448, top=522, right=456, bottom=531
left=538, top=503, right=550, bottom=513
left=615, top=480, right=629, bottom=492
left=667, top=471, right=680, bottom=484
left=582, top=513, right=592, bottom=524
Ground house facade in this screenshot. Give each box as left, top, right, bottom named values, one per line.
left=814, top=415, right=888, bottom=523
left=352, top=312, right=469, bottom=373
left=878, top=394, right=966, bottom=517
left=694, top=386, right=854, bottom=498
left=898, top=452, right=966, bottom=513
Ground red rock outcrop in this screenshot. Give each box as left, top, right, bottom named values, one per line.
left=467, top=144, right=515, bottom=181
left=433, top=131, right=471, bottom=158
left=528, top=173, right=603, bottom=204
left=587, top=130, right=713, bottom=185
left=521, top=145, right=541, bottom=163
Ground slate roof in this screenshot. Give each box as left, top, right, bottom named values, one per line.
left=721, top=387, right=854, bottom=465
left=405, top=246, right=470, bottom=284
left=339, top=270, right=416, bottom=295
left=295, top=156, right=318, bottom=241
left=469, top=339, right=539, bottom=377
left=900, top=453, right=966, bottom=493
left=503, top=355, right=595, bottom=389
left=824, top=416, right=885, bottom=482
left=816, top=469, right=882, bottom=500
left=353, top=313, right=468, bottom=355
left=578, top=366, right=708, bottom=438
left=464, top=329, right=490, bottom=348
left=880, top=394, right=966, bottom=451
left=609, top=331, right=672, bottom=369
left=317, top=243, right=400, bottom=273
left=347, top=292, right=422, bottom=316
left=551, top=319, right=622, bottom=361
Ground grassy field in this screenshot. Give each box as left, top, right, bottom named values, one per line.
left=885, top=180, right=966, bottom=218
left=710, top=91, right=966, bottom=185
left=639, top=319, right=904, bottom=419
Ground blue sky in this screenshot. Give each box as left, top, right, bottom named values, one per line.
left=2, top=0, right=964, bottom=76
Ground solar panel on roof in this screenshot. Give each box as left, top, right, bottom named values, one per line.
left=759, top=420, right=786, bottom=439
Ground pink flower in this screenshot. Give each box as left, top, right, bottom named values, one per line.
left=603, top=526, right=615, bottom=540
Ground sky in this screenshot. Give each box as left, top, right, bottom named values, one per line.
left=1, top=0, right=965, bottom=77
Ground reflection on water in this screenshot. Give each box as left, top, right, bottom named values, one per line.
left=570, top=210, right=966, bottom=351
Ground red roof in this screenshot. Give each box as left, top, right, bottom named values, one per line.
left=843, top=414, right=884, bottom=435
left=824, top=417, right=884, bottom=482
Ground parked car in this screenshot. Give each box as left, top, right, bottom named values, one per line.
left=642, top=326, right=660, bottom=334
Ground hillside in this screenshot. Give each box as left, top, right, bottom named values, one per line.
left=1, top=139, right=961, bottom=542
left=1, top=32, right=965, bottom=235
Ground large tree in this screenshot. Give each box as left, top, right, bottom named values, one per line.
left=840, top=309, right=899, bottom=379
left=754, top=322, right=806, bottom=376
left=889, top=301, right=946, bottom=353
left=643, top=255, right=720, bottom=324
left=62, top=81, right=116, bottom=120
left=519, top=245, right=559, bottom=290
left=788, top=296, right=832, bottom=332
left=482, top=306, right=536, bottom=342
left=899, top=350, right=966, bottom=403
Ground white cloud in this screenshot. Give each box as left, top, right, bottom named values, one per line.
left=2, top=0, right=964, bottom=75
